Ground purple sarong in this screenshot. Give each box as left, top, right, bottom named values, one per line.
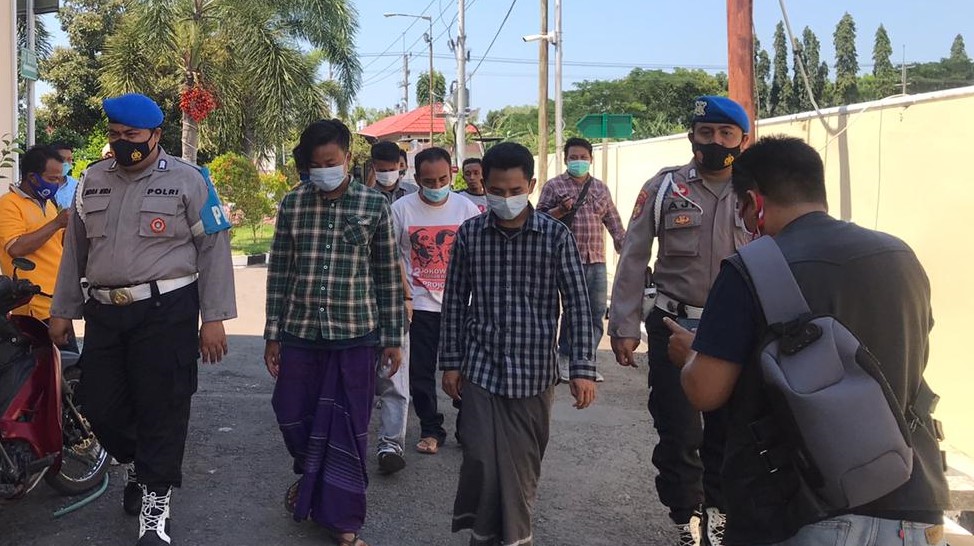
left=272, top=344, right=377, bottom=533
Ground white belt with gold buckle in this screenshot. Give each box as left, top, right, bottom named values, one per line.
left=90, top=274, right=197, bottom=306
left=655, top=292, right=704, bottom=320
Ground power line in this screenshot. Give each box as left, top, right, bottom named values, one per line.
left=437, top=0, right=454, bottom=43
left=359, top=0, right=436, bottom=72
left=361, top=70, right=400, bottom=89
left=360, top=52, right=727, bottom=71
left=467, top=0, right=518, bottom=82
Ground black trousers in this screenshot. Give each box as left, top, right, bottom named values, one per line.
left=408, top=310, right=446, bottom=443
left=646, top=307, right=727, bottom=524
left=77, top=284, right=199, bottom=487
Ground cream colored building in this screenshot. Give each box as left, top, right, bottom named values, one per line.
left=554, top=87, right=974, bottom=457
left=1, top=3, right=18, bottom=182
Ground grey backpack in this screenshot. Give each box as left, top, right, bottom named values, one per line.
left=738, top=236, right=913, bottom=509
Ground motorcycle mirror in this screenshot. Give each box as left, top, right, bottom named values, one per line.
left=12, top=257, right=36, bottom=272
left=11, top=257, right=35, bottom=281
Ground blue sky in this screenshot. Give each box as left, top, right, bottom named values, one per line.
left=38, top=0, right=974, bottom=116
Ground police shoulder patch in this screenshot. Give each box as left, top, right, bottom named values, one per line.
left=195, top=165, right=231, bottom=235
left=632, top=189, right=650, bottom=220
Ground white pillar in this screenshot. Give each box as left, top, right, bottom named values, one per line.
left=1, top=1, right=19, bottom=182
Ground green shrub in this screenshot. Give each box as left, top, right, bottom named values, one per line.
left=209, top=153, right=272, bottom=245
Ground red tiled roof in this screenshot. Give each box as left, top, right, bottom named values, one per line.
left=358, top=103, right=475, bottom=140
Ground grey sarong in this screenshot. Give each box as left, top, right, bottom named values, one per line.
left=451, top=382, right=555, bottom=546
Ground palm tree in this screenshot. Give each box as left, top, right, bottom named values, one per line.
left=100, top=0, right=361, bottom=163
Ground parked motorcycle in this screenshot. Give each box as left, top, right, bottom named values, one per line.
left=0, top=257, right=108, bottom=501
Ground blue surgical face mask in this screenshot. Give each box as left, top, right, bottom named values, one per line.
left=31, top=173, right=61, bottom=201
left=421, top=185, right=451, bottom=203
left=62, top=162, right=72, bottom=178
left=567, top=160, right=590, bottom=177
left=308, top=165, right=346, bottom=192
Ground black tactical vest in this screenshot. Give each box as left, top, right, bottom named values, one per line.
left=721, top=212, right=949, bottom=545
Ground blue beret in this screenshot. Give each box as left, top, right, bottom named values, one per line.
left=692, top=96, right=750, bottom=133
left=103, top=93, right=164, bottom=129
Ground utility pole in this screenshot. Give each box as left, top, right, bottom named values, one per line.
left=384, top=12, right=435, bottom=143
left=400, top=51, right=410, bottom=113
left=427, top=24, right=434, bottom=145
left=455, top=0, right=467, bottom=165
left=554, top=0, right=563, bottom=158
left=537, top=0, right=549, bottom=184
left=726, top=0, right=755, bottom=133
left=901, top=45, right=912, bottom=95
left=25, top=0, right=35, bottom=146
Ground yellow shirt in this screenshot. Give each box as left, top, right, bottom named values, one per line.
left=0, top=184, right=64, bottom=319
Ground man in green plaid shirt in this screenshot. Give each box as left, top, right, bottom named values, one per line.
left=263, top=119, right=403, bottom=546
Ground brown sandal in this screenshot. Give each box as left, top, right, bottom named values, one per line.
left=284, top=479, right=299, bottom=513
left=415, top=436, right=439, bottom=454
left=330, top=531, right=368, bottom=546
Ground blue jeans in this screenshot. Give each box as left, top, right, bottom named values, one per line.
left=771, top=515, right=945, bottom=546
left=558, top=262, right=607, bottom=357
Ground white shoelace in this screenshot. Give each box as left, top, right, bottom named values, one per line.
left=678, top=518, right=701, bottom=546
left=139, top=488, right=172, bottom=543
left=705, top=507, right=726, bottom=545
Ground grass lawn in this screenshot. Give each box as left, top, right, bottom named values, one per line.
left=231, top=223, right=274, bottom=256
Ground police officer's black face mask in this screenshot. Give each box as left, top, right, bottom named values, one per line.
left=692, top=141, right=742, bottom=172
left=111, top=132, right=157, bottom=167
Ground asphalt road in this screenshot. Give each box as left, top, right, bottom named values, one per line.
left=0, top=267, right=671, bottom=546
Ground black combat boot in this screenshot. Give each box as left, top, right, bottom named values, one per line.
left=699, top=506, right=725, bottom=546
left=136, top=484, right=172, bottom=545
left=123, top=463, right=141, bottom=516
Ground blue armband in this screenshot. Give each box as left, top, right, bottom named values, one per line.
left=197, top=166, right=231, bottom=234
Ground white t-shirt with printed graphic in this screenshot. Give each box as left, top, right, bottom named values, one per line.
left=391, top=192, right=482, bottom=313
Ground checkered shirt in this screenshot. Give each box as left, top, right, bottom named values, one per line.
left=438, top=207, right=596, bottom=398
left=537, top=173, right=626, bottom=264
left=264, top=181, right=404, bottom=347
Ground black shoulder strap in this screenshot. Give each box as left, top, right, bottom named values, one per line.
left=571, top=177, right=594, bottom=212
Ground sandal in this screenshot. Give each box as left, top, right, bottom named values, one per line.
left=329, top=531, right=369, bottom=546
left=415, top=436, right=439, bottom=454
left=284, top=479, right=299, bottom=514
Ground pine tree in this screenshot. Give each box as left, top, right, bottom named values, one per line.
left=769, top=22, right=793, bottom=115
left=871, top=25, right=896, bottom=98
left=944, top=34, right=974, bottom=85
left=754, top=36, right=772, bottom=116
left=873, top=25, right=894, bottom=76
left=833, top=12, right=860, bottom=104
left=950, top=34, right=970, bottom=63
left=789, top=27, right=826, bottom=112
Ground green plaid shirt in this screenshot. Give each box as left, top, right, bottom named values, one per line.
left=264, top=181, right=404, bottom=347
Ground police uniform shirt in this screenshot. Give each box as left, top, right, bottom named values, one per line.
left=50, top=148, right=237, bottom=323
left=607, top=160, right=750, bottom=339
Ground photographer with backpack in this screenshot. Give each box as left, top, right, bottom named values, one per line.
left=669, top=136, right=949, bottom=545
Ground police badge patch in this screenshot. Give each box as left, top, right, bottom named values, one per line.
left=694, top=100, right=708, bottom=116
left=632, top=189, right=649, bottom=219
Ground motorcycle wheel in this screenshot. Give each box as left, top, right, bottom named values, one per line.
left=44, top=366, right=110, bottom=496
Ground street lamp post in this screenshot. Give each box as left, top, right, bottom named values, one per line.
left=385, top=12, right=435, bottom=145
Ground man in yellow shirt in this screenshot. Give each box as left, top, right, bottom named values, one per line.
left=0, top=145, right=70, bottom=323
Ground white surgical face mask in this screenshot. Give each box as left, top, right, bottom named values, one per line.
left=308, top=165, right=346, bottom=192
left=374, top=170, right=400, bottom=187
left=487, top=193, right=530, bottom=220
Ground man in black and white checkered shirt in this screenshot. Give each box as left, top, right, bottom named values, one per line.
left=439, top=142, right=597, bottom=546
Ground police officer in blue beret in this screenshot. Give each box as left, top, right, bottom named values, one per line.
left=50, top=93, right=237, bottom=546
left=608, top=96, right=752, bottom=546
